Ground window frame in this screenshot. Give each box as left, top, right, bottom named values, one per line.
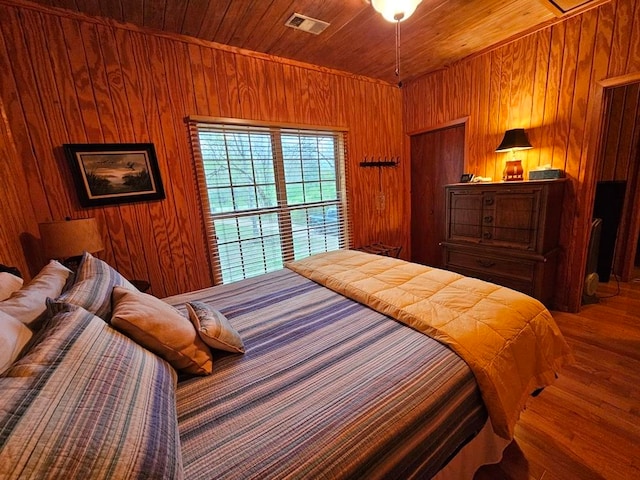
left=188, top=117, right=351, bottom=285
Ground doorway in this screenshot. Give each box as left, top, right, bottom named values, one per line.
left=410, top=121, right=465, bottom=267
left=595, top=81, right=640, bottom=282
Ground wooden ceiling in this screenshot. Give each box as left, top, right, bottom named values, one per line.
left=29, top=0, right=601, bottom=84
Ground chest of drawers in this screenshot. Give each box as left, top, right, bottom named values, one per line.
left=441, top=180, right=565, bottom=306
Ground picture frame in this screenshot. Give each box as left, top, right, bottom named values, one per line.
left=64, top=143, right=165, bottom=207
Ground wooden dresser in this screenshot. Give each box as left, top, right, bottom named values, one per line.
left=441, top=179, right=565, bottom=306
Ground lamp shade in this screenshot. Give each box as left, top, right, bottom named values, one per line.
left=371, top=0, right=422, bottom=22
left=39, top=218, right=105, bottom=260
left=496, top=128, right=533, bottom=152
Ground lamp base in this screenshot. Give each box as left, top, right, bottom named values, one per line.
left=503, top=160, right=524, bottom=181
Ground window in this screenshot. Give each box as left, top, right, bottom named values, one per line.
left=189, top=119, right=350, bottom=284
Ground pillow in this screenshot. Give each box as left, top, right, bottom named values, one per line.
left=0, top=272, right=23, bottom=301
left=0, top=303, right=183, bottom=478
left=0, top=310, right=33, bottom=374
left=55, top=252, right=136, bottom=320
left=186, top=301, right=245, bottom=354
left=0, top=260, right=72, bottom=325
left=111, top=287, right=213, bottom=375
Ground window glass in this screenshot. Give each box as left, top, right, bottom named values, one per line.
left=193, top=124, right=348, bottom=284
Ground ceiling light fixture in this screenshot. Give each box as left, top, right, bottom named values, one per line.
left=370, top=0, right=422, bottom=23
left=370, top=0, right=422, bottom=85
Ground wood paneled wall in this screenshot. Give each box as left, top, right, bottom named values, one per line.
left=0, top=1, right=405, bottom=297
left=0, top=99, right=37, bottom=278
left=599, top=83, right=640, bottom=182
left=404, top=0, right=640, bottom=311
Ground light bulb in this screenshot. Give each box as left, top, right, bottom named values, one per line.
left=371, top=0, right=422, bottom=23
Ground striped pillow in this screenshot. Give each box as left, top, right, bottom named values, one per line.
left=186, top=301, right=245, bottom=354
left=0, top=303, right=182, bottom=479
left=55, top=252, right=136, bottom=320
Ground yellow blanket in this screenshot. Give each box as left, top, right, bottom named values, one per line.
left=286, top=250, right=573, bottom=439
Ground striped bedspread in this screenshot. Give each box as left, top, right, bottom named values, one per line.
left=0, top=304, right=183, bottom=480
left=166, top=269, right=488, bottom=479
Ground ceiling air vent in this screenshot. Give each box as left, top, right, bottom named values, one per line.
left=285, top=13, right=330, bottom=35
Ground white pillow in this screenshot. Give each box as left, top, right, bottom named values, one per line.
left=0, top=310, right=33, bottom=374
left=0, top=272, right=23, bottom=301
left=0, top=260, right=72, bottom=325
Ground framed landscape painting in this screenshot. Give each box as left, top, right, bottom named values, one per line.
left=64, top=143, right=165, bottom=207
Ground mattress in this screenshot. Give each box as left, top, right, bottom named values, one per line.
left=166, top=268, right=488, bottom=479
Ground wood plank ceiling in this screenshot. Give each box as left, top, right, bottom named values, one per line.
left=28, top=0, right=601, bottom=84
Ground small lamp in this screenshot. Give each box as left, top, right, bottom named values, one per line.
left=496, top=128, right=532, bottom=181
left=39, top=217, right=105, bottom=268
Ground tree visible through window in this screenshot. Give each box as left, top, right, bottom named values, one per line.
left=190, top=121, right=349, bottom=284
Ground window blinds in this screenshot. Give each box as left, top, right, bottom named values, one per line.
left=189, top=118, right=350, bottom=285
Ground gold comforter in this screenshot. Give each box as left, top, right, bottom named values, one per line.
left=286, top=250, right=573, bottom=439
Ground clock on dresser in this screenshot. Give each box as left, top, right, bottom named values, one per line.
left=441, top=179, right=566, bottom=307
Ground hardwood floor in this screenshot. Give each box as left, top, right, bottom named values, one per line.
left=475, top=274, right=640, bottom=480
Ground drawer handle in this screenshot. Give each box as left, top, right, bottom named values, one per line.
left=483, top=232, right=492, bottom=239
left=485, top=198, right=494, bottom=205
left=484, top=215, right=493, bottom=223
left=477, top=259, right=496, bottom=268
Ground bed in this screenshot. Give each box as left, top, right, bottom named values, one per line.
left=0, top=250, right=572, bottom=479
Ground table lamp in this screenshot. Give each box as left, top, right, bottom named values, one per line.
left=39, top=217, right=105, bottom=269
left=496, top=128, right=532, bottom=181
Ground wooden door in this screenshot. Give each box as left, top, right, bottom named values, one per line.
left=411, top=123, right=465, bottom=267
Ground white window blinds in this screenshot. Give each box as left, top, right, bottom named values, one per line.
left=189, top=119, right=350, bottom=285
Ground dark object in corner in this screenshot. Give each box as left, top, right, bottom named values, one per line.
left=0, top=264, right=22, bottom=278
left=531, top=387, right=545, bottom=397
left=131, top=279, right=151, bottom=292
left=592, top=181, right=626, bottom=282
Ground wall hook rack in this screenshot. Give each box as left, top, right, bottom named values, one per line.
left=359, top=156, right=400, bottom=168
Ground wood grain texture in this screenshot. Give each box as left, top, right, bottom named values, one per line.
left=7, top=0, right=579, bottom=84
left=475, top=276, right=640, bottom=479
left=0, top=99, right=39, bottom=276
left=403, top=0, right=640, bottom=311
left=0, top=1, right=404, bottom=295
left=600, top=84, right=640, bottom=181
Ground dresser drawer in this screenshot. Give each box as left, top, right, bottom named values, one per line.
left=445, top=247, right=535, bottom=281
left=445, top=265, right=535, bottom=296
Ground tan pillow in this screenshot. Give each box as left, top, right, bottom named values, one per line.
left=186, top=301, right=245, bottom=354
left=0, top=272, right=23, bottom=301
left=111, top=287, right=213, bottom=375
left=0, top=310, right=33, bottom=374
left=0, top=260, right=72, bottom=325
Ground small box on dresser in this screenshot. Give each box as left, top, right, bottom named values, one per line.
left=441, top=179, right=566, bottom=307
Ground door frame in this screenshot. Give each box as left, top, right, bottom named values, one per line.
left=407, top=116, right=470, bottom=142
left=572, top=72, right=640, bottom=311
